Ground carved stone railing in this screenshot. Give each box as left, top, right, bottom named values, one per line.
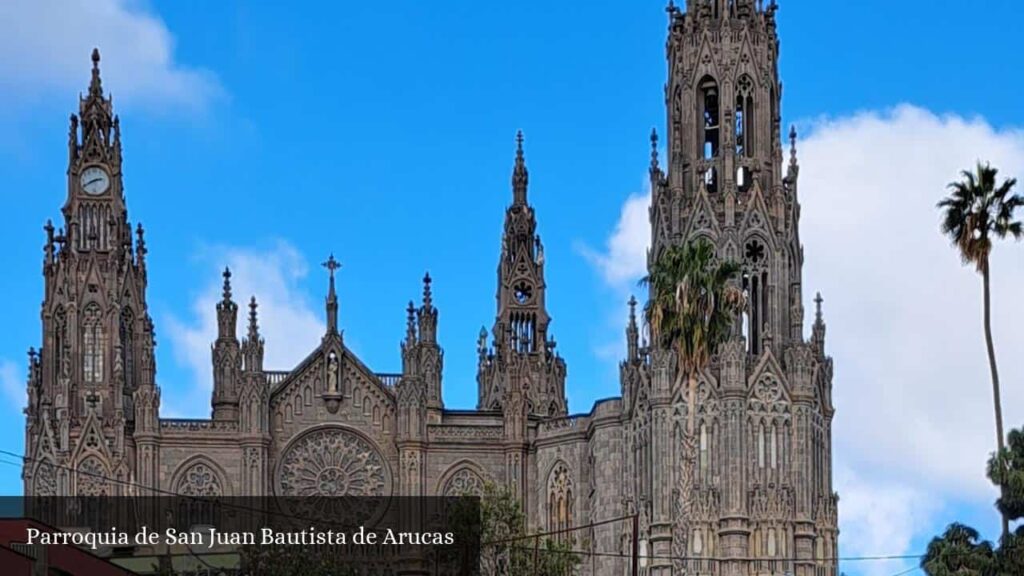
left=428, top=425, right=503, bottom=442
left=375, top=373, right=401, bottom=388
left=265, top=371, right=290, bottom=386
left=159, top=419, right=238, bottom=432
left=540, top=416, right=582, bottom=432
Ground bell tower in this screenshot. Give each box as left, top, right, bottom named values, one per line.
left=24, top=49, right=156, bottom=496
left=628, top=3, right=839, bottom=576
left=477, top=132, right=567, bottom=418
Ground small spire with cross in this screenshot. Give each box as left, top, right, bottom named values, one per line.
left=323, top=254, right=341, bottom=334
left=814, top=292, right=824, bottom=322
left=512, top=130, right=529, bottom=206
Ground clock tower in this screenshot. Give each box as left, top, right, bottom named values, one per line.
left=24, top=49, right=158, bottom=497
left=476, top=132, right=568, bottom=420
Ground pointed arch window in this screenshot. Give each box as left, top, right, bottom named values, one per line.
left=53, top=307, right=67, bottom=388
left=757, top=422, right=766, bottom=469
left=735, top=75, right=755, bottom=158
left=699, top=423, right=709, bottom=479
left=547, top=464, right=574, bottom=541
left=699, top=77, right=721, bottom=162
left=82, top=303, right=105, bottom=384
left=120, top=308, right=134, bottom=390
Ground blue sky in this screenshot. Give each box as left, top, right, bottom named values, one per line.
left=1, top=2, right=1023, bottom=575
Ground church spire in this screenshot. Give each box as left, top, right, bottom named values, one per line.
left=242, top=296, right=264, bottom=373
left=216, top=267, right=238, bottom=340
left=89, top=48, right=103, bottom=99
left=626, top=295, right=640, bottom=362
left=512, top=130, right=528, bottom=206
left=323, top=254, right=341, bottom=334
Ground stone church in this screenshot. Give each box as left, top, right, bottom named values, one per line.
left=22, top=2, right=838, bottom=575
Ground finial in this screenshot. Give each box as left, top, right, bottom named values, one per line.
left=789, top=124, right=798, bottom=160
left=422, top=272, right=433, bottom=309
left=88, top=48, right=103, bottom=97
left=814, top=291, right=823, bottom=322
left=323, top=254, right=340, bottom=334
left=322, top=254, right=341, bottom=279
left=628, top=295, right=638, bottom=320
left=28, top=347, right=37, bottom=361
left=649, top=128, right=660, bottom=173
left=405, top=301, right=416, bottom=341
left=512, top=130, right=529, bottom=206
left=222, top=267, right=233, bottom=301
left=248, top=296, right=258, bottom=321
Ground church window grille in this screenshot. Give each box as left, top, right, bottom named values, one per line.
left=82, top=303, right=105, bottom=384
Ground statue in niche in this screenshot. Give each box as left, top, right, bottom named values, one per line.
left=323, top=351, right=342, bottom=414
left=327, top=352, right=339, bottom=394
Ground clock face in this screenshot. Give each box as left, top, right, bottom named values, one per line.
left=80, top=166, right=110, bottom=195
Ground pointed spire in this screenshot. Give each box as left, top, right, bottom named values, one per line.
left=405, top=301, right=417, bottom=344
left=649, top=128, right=660, bottom=174
left=216, top=267, right=238, bottom=339
left=222, top=267, right=233, bottom=302
left=89, top=48, right=103, bottom=99
left=247, top=296, right=260, bottom=340
left=789, top=124, right=798, bottom=165
left=322, top=254, right=341, bottom=334
left=422, top=272, right=433, bottom=310
left=135, top=223, right=147, bottom=267
left=812, top=291, right=827, bottom=354
left=512, top=130, right=529, bottom=206
left=627, top=295, right=639, bottom=361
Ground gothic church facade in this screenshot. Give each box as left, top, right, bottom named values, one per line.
left=22, top=3, right=838, bottom=575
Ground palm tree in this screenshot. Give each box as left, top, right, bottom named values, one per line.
left=938, top=161, right=1023, bottom=539
left=640, top=238, right=743, bottom=478
left=921, top=523, right=996, bottom=576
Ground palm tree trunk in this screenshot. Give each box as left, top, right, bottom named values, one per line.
left=982, top=258, right=1009, bottom=541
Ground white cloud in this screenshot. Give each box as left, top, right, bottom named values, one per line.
left=581, top=188, right=652, bottom=288
left=586, top=104, right=1024, bottom=559
left=0, top=360, right=24, bottom=413
left=164, top=242, right=324, bottom=417
left=0, top=0, right=221, bottom=109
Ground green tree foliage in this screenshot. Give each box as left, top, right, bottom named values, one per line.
left=938, top=161, right=1022, bottom=538
left=477, top=482, right=579, bottom=576
left=923, top=426, right=1024, bottom=576
left=238, top=543, right=357, bottom=576
left=922, top=523, right=996, bottom=576
left=640, top=238, right=743, bottom=434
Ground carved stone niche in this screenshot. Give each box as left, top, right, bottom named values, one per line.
left=322, top=350, right=343, bottom=414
